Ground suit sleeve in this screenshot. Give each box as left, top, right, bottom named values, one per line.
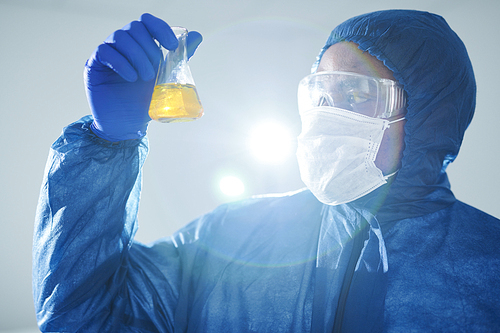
left=32, top=116, right=180, bottom=332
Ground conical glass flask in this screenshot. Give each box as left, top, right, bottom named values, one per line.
left=149, top=27, right=204, bottom=123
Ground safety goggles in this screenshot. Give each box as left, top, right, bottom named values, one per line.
left=298, top=71, right=407, bottom=119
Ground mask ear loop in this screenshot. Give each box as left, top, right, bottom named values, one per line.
left=387, top=116, right=406, bottom=126
left=383, top=169, right=399, bottom=180
left=382, top=116, right=406, bottom=179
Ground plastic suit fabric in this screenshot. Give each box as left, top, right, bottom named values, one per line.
left=33, top=10, right=500, bottom=332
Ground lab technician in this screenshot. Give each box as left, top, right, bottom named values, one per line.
left=33, top=9, right=500, bottom=332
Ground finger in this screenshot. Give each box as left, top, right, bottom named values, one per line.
left=94, top=43, right=137, bottom=82
left=105, top=29, right=156, bottom=81
left=186, top=31, right=203, bottom=60
left=122, top=20, right=162, bottom=69
left=139, top=13, right=178, bottom=50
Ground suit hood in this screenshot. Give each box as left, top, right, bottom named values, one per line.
left=315, top=10, right=476, bottom=222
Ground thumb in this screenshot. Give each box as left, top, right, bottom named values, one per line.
left=186, top=31, right=203, bottom=60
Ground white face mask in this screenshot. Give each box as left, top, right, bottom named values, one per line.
left=296, top=107, right=405, bottom=206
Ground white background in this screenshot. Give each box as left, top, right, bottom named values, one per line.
left=1, top=0, right=499, bottom=331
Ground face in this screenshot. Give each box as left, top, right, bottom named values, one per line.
left=316, top=42, right=406, bottom=175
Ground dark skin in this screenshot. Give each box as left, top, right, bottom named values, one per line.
left=316, top=41, right=406, bottom=175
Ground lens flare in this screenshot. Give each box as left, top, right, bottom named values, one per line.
left=219, top=176, right=245, bottom=196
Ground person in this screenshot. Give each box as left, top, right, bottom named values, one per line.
left=33, top=9, right=500, bottom=332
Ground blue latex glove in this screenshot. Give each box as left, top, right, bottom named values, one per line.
left=85, top=13, right=203, bottom=142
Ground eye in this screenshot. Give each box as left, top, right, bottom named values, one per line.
left=345, top=89, right=372, bottom=104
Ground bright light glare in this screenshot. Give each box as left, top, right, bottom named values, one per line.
left=219, top=176, right=245, bottom=196
left=248, top=122, right=292, bottom=163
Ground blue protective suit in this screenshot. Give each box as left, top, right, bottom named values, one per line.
left=33, top=10, right=500, bottom=332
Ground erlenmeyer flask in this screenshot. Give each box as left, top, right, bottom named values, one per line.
left=149, top=27, right=204, bottom=123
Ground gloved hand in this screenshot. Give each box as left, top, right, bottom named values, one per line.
left=85, top=13, right=203, bottom=142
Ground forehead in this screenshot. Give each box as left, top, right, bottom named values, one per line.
left=317, top=42, right=396, bottom=81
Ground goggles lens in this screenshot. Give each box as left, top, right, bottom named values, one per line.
left=298, top=71, right=406, bottom=119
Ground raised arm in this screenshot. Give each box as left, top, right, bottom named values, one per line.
left=33, top=14, right=202, bottom=332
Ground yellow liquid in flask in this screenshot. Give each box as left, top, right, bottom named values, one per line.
left=149, top=83, right=204, bottom=123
